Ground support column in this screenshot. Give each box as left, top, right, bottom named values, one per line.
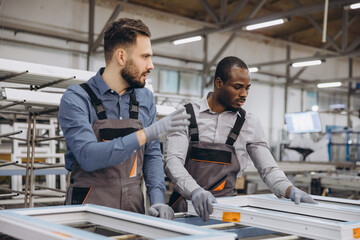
left=347, top=58, right=353, bottom=128
left=202, top=35, right=208, bottom=98
left=284, top=45, right=291, bottom=124
left=87, top=0, right=95, bottom=70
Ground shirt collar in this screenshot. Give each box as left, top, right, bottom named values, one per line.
left=94, top=68, right=111, bottom=95
left=201, top=92, right=241, bottom=115
left=93, top=68, right=134, bottom=96
left=199, top=92, right=214, bottom=113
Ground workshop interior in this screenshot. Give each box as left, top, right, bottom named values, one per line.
left=0, top=0, right=360, bottom=239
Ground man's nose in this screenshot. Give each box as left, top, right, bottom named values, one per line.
left=240, top=88, right=247, bottom=97
left=147, top=58, right=154, bottom=70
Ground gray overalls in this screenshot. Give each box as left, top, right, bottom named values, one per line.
left=168, top=103, right=245, bottom=212
left=65, top=83, right=145, bottom=213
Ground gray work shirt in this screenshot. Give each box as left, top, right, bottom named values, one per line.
left=164, top=92, right=292, bottom=199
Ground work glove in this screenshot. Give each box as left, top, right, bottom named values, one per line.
left=148, top=203, right=174, bottom=220
left=289, top=187, right=317, bottom=204
left=191, top=188, right=217, bottom=221
left=144, top=108, right=190, bottom=142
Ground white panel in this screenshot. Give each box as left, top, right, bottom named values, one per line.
left=3, top=88, right=62, bottom=106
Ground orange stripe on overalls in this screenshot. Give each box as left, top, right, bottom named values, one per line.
left=82, top=187, right=92, bottom=204
left=129, top=154, right=137, bottom=177
left=213, top=180, right=226, bottom=191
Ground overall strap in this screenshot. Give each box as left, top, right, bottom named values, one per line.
left=226, top=108, right=246, bottom=146
left=129, top=90, right=139, bottom=119
left=184, top=103, right=199, bottom=141
left=80, top=83, right=107, bottom=120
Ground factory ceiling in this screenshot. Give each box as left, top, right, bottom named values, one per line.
left=0, top=0, right=359, bottom=90
left=106, top=0, right=360, bottom=56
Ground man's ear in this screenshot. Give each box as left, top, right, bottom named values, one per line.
left=215, top=77, right=223, bottom=90
left=115, top=48, right=127, bottom=66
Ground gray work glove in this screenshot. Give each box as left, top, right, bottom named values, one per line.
left=289, top=187, right=317, bottom=204
left=144, top=108, right=190, bottom=142
left=148, top=203, right=174, bottom=220
left=191, top=188, right=217, bottom=221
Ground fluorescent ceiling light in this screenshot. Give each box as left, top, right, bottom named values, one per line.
left=291, top=60, right=322, bottom=67
left=317, top=82, right=341, bottom=88
left=249, top=67, right=259, bottom=73
left=173, top=36, right=202, bottom=45
left=350, top=3, right=360, bottom=9
left=245, top=19, right=285, bottom=30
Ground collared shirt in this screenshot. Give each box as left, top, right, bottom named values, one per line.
left=164, top=92, right=292, bottom=199
left=58, top=68, right=165, bottom=204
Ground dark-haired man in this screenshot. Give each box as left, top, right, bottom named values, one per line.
left=165, top=56, right=315, bottom=221
left=59, top=18, right=189, bottom=220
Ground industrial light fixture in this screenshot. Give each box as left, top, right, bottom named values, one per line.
left=173, top=36, right=202, bottom=45
left=244, top=19, right=286, bottom=31
left=345, top=2, right=360, bottom=10
left=291, top=60, right=322, bottom=68
left=350, top=3, right=360, bottom=9
left=248, top=67, right=259, bottom=73
left=317, top=82, right=341, bottom=88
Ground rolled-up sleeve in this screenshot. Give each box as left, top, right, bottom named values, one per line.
left=246, top=115, right=292, bottom=198
left=59, top=88, right=140, bottom=172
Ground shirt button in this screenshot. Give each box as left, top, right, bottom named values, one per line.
left=111, top=90, right=114, bottom=93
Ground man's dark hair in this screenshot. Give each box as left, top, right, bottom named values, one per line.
left=103, top=18, right=151, bottom=63
left=214, top=56, right=248, bottom=84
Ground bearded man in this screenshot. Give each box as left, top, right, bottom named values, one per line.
left=59, top=18, right=189, bottom=220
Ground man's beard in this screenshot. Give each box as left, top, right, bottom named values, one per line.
left=121, top=59, right=149, bottom=88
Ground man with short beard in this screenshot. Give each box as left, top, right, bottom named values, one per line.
left=165, top=56, right=315, bottom=221
left=59, top=18, right=190, bottom=220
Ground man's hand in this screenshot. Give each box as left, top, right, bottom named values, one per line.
left=289, top=187, right=317, bottom=204
left=148, top=203, right=174, bottom=220
left=191, top=188, right=217, bottom=221
left=144, top=108, right=190, bottom=142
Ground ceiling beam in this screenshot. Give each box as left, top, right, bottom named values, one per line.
left=222, top=0, right=358, bottom=32
left=341, top=8, right=349, bottom=52
left=205, top=32, right=237, bottom=71
left=251, top=50, right=360, bottom=68
left=246, top=0, right=267, bottom=19
left=223, top=0, right=249, bottom=24
left=345, top=36, right=360, bottom=53
left=90, top=4, right=123, bottom=52
left=324, top=15, right=358, bottom=49
left=0, top=20, right=88, bottom=44
left=116, top=0, right=219, bottom=29
left=290, top=0, right=341, bottom=52
left=220, top=0, right=227, bottom=22
left=152, top=0, right=359, bottom=45
left=198, top=0, right=219, bottom=23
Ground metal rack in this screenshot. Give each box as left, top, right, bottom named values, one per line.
left=328, top=130, right=360, bottom=162
left=0, top=58, right=93, bottom=208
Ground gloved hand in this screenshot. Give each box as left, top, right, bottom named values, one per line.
left=191, top=188, right=217, bottom=221
left=148, top=203, right=174, bottom=220
left=144, top=108, right=190, bottom=142
left=289, top=187, right=317, bottom=204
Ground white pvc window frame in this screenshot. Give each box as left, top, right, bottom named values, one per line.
left=0, top=204, right=236, bottom=240
left=187, top=194, right=360, bottom=240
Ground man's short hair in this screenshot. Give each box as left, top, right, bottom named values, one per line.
left=214, top=56, right=248, bottom=84
left=103, top=18, right=151, bottom=63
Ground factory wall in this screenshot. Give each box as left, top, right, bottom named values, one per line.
left=1, top=0, right=359, bottom=149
